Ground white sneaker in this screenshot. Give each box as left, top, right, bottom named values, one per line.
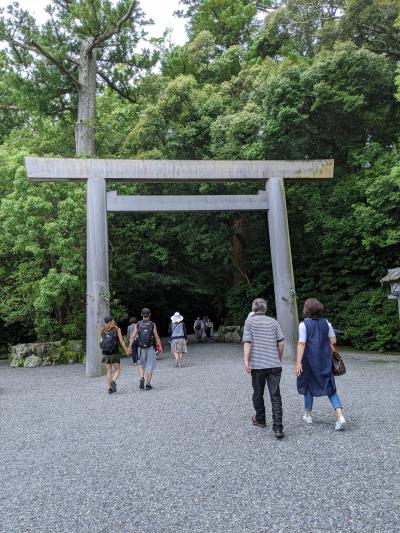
left=303, top=414, right=313, bottom=424
left=335, top=416, right=346, bottom=431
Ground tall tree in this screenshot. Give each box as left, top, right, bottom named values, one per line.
left=176, top=0, right=272, bottom=48
left=0, top=0, right=153, bottom=155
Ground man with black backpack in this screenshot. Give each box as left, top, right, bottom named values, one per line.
left=128, top=308, right=162, bottom=390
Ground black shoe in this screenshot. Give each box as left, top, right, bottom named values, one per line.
left=145, top=383, right=153, bottom=390
left=108, top=388, right=113, bottom=394
left=139, top=378, right=145, bottom=390
left=275, top=430, right=285, bottom=439
left=252, top=415, right=266, bottom=428
left=111, top=380, right=117, bottom=393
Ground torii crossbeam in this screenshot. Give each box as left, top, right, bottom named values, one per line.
left=25, top=157, right=334, bottom=377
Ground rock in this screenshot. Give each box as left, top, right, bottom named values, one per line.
left=24, top=355, right=43, bottom=368
left=10, top=358, right=24, bottom=368
left=223, top=326, right=241, bottom=333
left=59, top=340, right=85, bottom=364
left=224, top=331, right=242, bottom=343
left=9, top=340, right=85, bottom=367
left=11, top=341, right=61, bottom=361
left=218, top=325, right=243, bottom=343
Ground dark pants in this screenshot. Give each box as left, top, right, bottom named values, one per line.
left=251, top=367, right=283, bottom=432
left=131, top=343, right=138, bottom=364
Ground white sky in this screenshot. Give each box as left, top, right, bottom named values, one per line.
left=12, top=0, right=188, bottom=45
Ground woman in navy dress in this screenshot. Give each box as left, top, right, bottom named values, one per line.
left=295, top=299, right=346, bottom=431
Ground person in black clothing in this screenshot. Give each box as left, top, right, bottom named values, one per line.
left=100, top=316, right=128, bottom=394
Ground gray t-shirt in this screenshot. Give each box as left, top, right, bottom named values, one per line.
left=127, top=324, right=135, bottom=339
left=242, top=314, right=284, bottom=369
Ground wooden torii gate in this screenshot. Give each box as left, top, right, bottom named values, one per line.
left=25, top=158, right=334, bottom=377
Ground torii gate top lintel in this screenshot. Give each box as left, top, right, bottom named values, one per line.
left=25, top=157, right=334, bottom=182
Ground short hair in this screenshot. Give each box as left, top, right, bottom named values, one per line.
left=141, top=307, right=151, bottom=317
left=303, top=298, right=324, bottom=319
left=129, top=316, right=137, bottom=324
left=252, top=298, right=267, bottom=313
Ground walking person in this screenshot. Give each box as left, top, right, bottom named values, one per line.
left=193, top=316, right=203, bottom=342
left=128, top=308, right=162, bottom=390
left=295, top=298, right=346, bottom=431
left=242, top=298, right=285, bottom=439
left=126, top=316, right=138, bottom=365
left=205, top=316, right=214, bottom=340
left=169, top=312, right=187, bottom=368
left=100, top=316, right=128, bottom=394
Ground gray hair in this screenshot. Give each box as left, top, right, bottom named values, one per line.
left=252, top=298, right=267, bottom=313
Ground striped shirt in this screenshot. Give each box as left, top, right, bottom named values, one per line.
left=242, top=314, right=284, bottom=369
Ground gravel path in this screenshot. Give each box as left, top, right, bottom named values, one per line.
left=1, top=345, right=399, bottom=533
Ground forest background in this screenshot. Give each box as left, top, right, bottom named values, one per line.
left=0, top=0, right=399, bottom=351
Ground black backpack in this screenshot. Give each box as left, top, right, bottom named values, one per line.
left=100, top=330, right=118, bottom=354
left=136, top=320, right=155, bottom=348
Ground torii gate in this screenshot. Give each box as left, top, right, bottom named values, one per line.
left=25, top=158, right=334, bottom=377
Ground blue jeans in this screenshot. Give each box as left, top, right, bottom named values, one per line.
left=305, top=390, right=342, bottom=412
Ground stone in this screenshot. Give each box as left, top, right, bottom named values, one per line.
left=59, top=340, right=85, bottom=364
left=218, top=325, right=243, bottom=343
left=224, top=331, right=242, bottom=344
left=8, top=340, right=85, bottom=367
left=24, top=355, right=42, bottom=368
left=10, top=358, right=24, bottom=368
left=11, top=341, right=61, bottom=361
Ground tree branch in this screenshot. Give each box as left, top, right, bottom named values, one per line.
left=5, top=36, right=80, bottom=87
left=97, top=69, right=136, bottom=102
left=232, top=260, right=251, bottom=287
left=91, top=0, right=137, bottom=49
left=29, top=39, right=80, bottom=86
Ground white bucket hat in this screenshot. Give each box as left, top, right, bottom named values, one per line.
left=171, top=312, right=184, bottom=323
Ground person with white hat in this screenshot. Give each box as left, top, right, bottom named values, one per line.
left=169, top=312, right=187, bottom=368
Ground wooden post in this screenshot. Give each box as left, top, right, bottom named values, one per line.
left=267, top=178, right=299, bottom=359
left=86, top=177, right=109, bottom=377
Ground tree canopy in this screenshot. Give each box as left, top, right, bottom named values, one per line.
left=0, top=0, right=399, bottom=350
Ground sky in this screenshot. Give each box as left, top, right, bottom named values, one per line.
left=14, top=0, right=188, bottom=45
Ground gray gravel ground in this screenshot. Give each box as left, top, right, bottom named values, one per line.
left=1, top=344, right=399, bottom=533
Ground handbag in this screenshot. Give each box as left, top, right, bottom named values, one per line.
left=332, top=350, right=346, bottom=376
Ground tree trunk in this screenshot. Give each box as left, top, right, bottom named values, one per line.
left=76, top=38, right=97, bottom=156
left=233, top=216, right=249, bottom=286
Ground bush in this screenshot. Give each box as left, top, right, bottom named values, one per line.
left=342, top=288, right=400, bottom=351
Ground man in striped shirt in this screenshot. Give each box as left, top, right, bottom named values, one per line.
left=242, top=298, right=285, bottom=439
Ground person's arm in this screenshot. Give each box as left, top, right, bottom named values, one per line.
left=153, top=323, right=162, bottom=352
left=242, top=319, right=252, bottom=373
left=183, top=322, right=187, bottom=339
left=117, top=328, right=128, bottom=354
left=275, top=321, right=285, bottom=363
left=277, top=340, right=284, bottom=362
left=128, top=324, right=138, bottom=353
left=326, top=321, right=337, bottom=352
left=295, top=342, right=306, bottom=376
left=243, top=342, right=251, bottom=373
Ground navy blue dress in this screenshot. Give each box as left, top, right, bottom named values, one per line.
left=297, top=318, right=337, bottom=397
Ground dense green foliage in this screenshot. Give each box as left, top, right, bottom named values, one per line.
left=0, top=0, right=399, bottom=349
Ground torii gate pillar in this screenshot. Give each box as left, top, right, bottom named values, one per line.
left=267, top=178, right=298, bottom=359
left=86, top=177, right=109, bottom=377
